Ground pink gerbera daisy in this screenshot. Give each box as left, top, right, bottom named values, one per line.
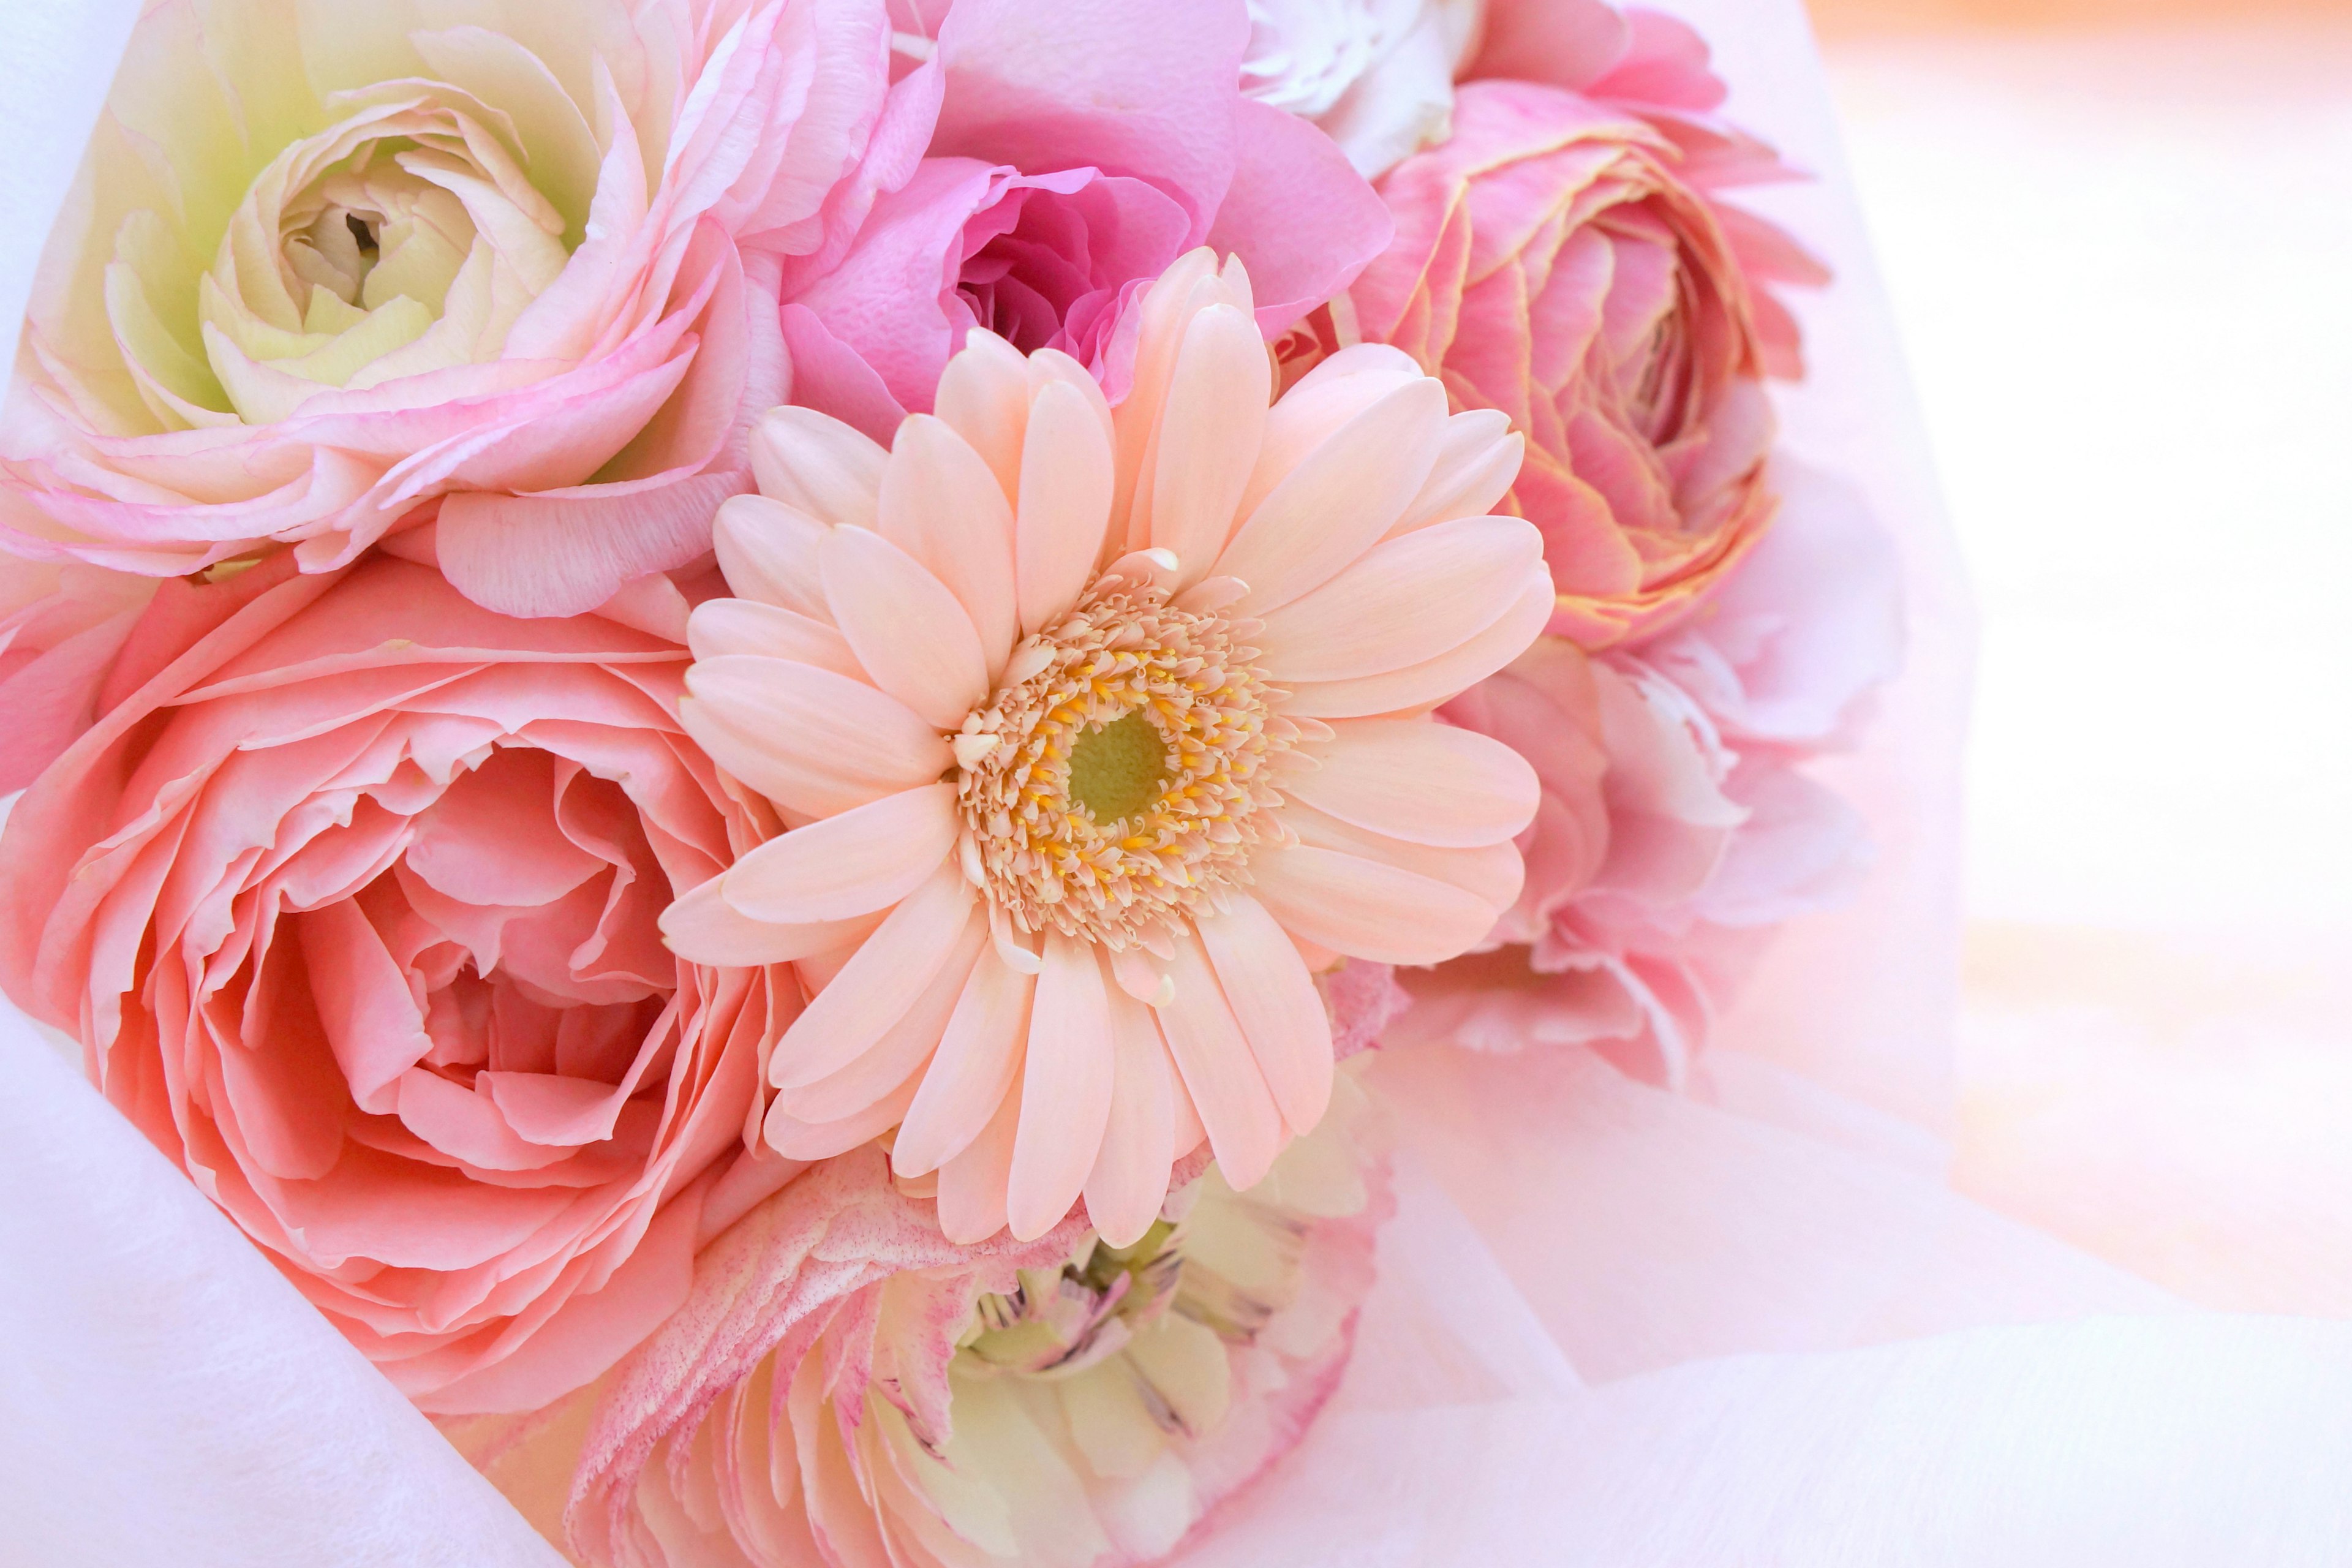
left=662, top=250, right=1549, bottom=1245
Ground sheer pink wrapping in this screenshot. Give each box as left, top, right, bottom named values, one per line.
left=6, top=1, right=2352, bottom=1564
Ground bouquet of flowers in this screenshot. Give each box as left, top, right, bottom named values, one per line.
left=0, top=0, right=1902, bottom=1561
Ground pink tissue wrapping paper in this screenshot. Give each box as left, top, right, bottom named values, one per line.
left=3, top=3, right=2352, bottom=1567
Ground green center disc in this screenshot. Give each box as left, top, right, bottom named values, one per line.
left=1065, top=710, right=1170, bottom=826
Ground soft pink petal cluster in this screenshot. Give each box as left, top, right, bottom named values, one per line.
left=0, top=0, right=889, bottom=617
left=0, top=556, right=795, bottom=1412
left=1346, top=1, right=1825, bottom=649
left=774, top=0, right=1392, bottom=443
left=1398, top=466, right=1903, bottom=1082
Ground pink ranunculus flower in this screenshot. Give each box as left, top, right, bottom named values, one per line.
left=0, top=554, right=799, bottom=1413
left=772, top=0, right=1395, bottom=443
left=661, top=249, right=1548, bottom=1247
left=1349, top=61, right=1820, bottom=650
left=1395, top=467, right=1904, bottom=1082
left=0, top=0, right=891, bottom=618
left=541, top=1069, right=1389, bottom=1568
left=0, top=561, right=153, bottom=792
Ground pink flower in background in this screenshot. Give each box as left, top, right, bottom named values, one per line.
left=0, top=556, right=797, bottom=1412
left=1398, top=467, right=1903, bottom=1082
left=545, top=1074, right=1389, bottom=1568
left=1351, top=75, right=1802, bottom=650
left=773, top=0, right=1393, bottom=441
left=0, top=561, right=151, bottom=792
left=0, top=0, right=890, bottom=617
left=663, top=251, right=1545, bottom=1246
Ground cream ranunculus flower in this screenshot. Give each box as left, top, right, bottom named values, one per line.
left=0, top=0, right=889, bottom=616
left=1241, top=0, right=1488, bottom=178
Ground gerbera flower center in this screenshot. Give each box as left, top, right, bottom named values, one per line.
left=952, top=576, right=1297, bottom=951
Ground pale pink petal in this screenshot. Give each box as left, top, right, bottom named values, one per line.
left=774, top=913, right=987, bottom=1128
left=1006, top=934, right=1115, bottom=1241
left=1280, top=567, right=1555, bottom=718
left=1196, top=895, right=1333, bottom=1137
left=437, top=472, right=744, bottom=620
left=933, top=328, right=1032, bottom=500
left=750, top=407, right=888, bottom=532
left=659, top=874, right=881, bottom=965
left=765, top=863, right=978, bottom=1090
left=684, top=655, right=951, bottom=803
left=1215, top=377, right=1448, bottom=612
left=877, top=415, right=1019, bottom=674
left=1254, top=516, right=1544, bottom=682
left=935, top=1079, right=1021, bottom=1245
left=1159, top=927, right=1284, bottom=1190
left=1084, top=984, right=1178, bottom=1248
left=1249, top=843, right=1500, bottom=966
left=1389, top=411, right=1526, bottom=536
left=1284, top=800, right=1530, bottom=913
left=892, top=949, right=1034, bottom=1178
left=720, top=784, right=960, bottom=925
left=1016, top=380, right=1115, bottom=635
left=1148, top=303, right=1268, bottom=587
left=713, top=494, right=831, bottom=619
left=761, top=1072, right=922, bottom=1163
left=685, top=598, right=864, bottom=680
left=680, top=696, right=897, bottom=821
left=1288, top=719, right=1542, bottom=848
left=819, top=524, right=988, bottom=728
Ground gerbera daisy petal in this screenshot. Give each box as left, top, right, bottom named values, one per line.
left=679, top=696, right=892, bottom=821
left=750, top=405, right=886, bottom=531
left=1084, top=986, right=1179, bottom=1248
left=820, top=524, right=990, bottom=728
left=763, top=1071, right=924, bottom=1163
left=1254, top=516, right=1545, bottom=683
left=1249, top=843, right=1501, bottom=967
left=686, top=598, right=864, bottom=677
left=720, top=782, right=961, bottom=925
left=768, top=863, right=979, bottom=1090
left=878, top=415, right=1019, bottom=675
left=1389, top=410, right=1525, bottom=537
left=1286, top=801, right=1530, bottom=913
left=1149, top=303, right=1268, bottom=586
left=659, top=874, right=881, bottom=965
left=1215, top=376, right=1449, bottom=613
left=934, top=327, right=1032, bottom=499
left=1194, top=895, right=1333, bottom=1136
left=1006, top=935, right=1116, bottom=1241
left=1016, top=380, right=1115, bottom=635
left=937, top=1086, right=1022, bottom=1245
left=713, top=495, right=831, bottom=620
left=685, top=655, right=952, bottom=796
left=1287, top=719, right=1542, bottom=848
left=777, top=914, right=984, bottom=1127
left=1280, top=567, right=1556, bottom=718
left=1158, top=927, right=1284, bottom=1190
left=892, top=952, right=1035, bottom=1178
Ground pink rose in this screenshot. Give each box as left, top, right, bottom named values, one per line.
left=0, top=555, right=795, bottom=1412
left=0, top=562, right=152, bottom=792
left=773, top=0, right=1394, bottom=441
left=1350, top=59, right=1819, bottom=647
left=0, top=0, right=891, bottom=617
left=481, top=1075, right=1390, bottom=1568
left=1401, top=469, right=1902, bottom=1081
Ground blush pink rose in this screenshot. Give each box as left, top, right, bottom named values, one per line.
left=0, top=562, right=152, bottom=792
left=772, top=0, right=1394, bottom=440
left=1396, top=469, right=1902, bottom=1082
left=1350, top=61, right=1820, bottom=647
left=0, top=555, right=798, bottom=1413
left=0, top=0, right=891, bottom=617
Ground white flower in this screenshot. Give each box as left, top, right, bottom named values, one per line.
left=1242, top=0, right=1487, bottom=177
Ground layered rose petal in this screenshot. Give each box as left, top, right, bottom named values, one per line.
left=1, top=0, right=894, bottom=614
left=665, top=249, right=1541, bottom=1242
left=525, top=1071, right=1390, bottom=1568
left=0, top=556, right=792, bottom=1412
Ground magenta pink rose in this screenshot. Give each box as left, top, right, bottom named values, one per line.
left=0, top=0, right=891, bottom=617
left=1400, top=469, right=1902, bottom=1082
left=0, top=555, right=797, bottom=1412
left=771, top=0, right=1395, bottom=440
